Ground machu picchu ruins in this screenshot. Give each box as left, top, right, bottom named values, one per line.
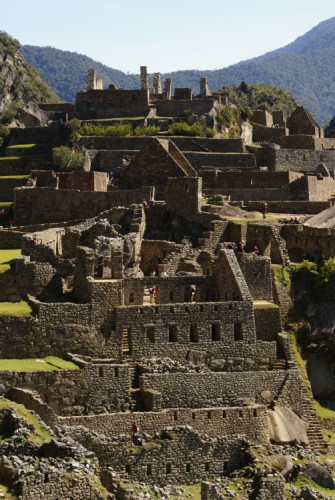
left=2, top=60, right=335, bottom=499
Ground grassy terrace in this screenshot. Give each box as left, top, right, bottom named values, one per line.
left=0, top=356, right=79, bottom=372
left=0, top=301, right=32, bottom=315
left=0, top=249, right=21, bottom=273
left=0, top=397, right=53, bottom=445
left=0, top=175, right=30, bottom=180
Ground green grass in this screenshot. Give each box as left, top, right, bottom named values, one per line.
left=322, top=429, right=335, bottom=443
left=315, top=400, right=335, bottom=419
left=0, top=357, right=79, bottom=372
left=0, top=175, right=30, bottom=180
left=0, top=301, right=32, bottom=315
left=0, top=202, right=13, bottom=207
left=43, top=356, right=79, bottom=370
left=0, top=482, right=15, bottom=499
left=272, top=264, right=291, bottom=287
left=0, top=397, right=53, bottom=445
left=253, top=301, right=279, bottom=309
left=0, top=249, right=21, bottom=273
left=292, top=476, right=335, bottom=498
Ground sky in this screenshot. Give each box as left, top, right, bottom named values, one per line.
left=2, top=0, right=335, bottom=74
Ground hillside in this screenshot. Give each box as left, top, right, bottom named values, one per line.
left=22, top=17, right=335, bottom=125
left=0, top=32, right=60, bottom=114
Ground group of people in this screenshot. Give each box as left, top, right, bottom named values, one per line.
left=142, top=199, right=156, bottom=208
left=227, top=241, right=260, bottom=256
left=281, top=217, right=301, bottom=225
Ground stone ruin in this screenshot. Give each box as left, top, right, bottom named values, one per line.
left=2, top=66, right=335, bottom=497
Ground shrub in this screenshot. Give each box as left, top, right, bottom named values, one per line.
left=52, top=146, right=86, bottom=172
left=168, top=122, right=202, bottom=136
left=315, top=257, right=335, bottom=301
left=134, top=125, right=160, bottom=136
left=0, top=102, right=24, bottom=125
left=77, top=123, right=133, bottom=137
left=205, top=128, right=216, bottom=138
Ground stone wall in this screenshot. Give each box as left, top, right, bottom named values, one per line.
left=166, top=177, right=202, bottom=217
left=254, top=306, right=282, bottom=342
left=237, top=255, right=273, bottom=301
left=14, top=186, right=152, bottom=225
left=77, top=135, right=244, bottom=154
left=246, top=200, right=331, bottom=214
left=156, top=99, right=216, bottom=117
left=139, top=369, right=302, bottom=411
left=281, top=224, right=335, bottom=261
left=185, top=152, right=256, bottom=170
left=266, top=149, right=335, bottom=173
left=252, top=123, right=287, bottom=144
left=60, top=404, right=269, bottom=443
left=75, top=89, right=150, bottom=119
left=0, top=229, right=22, bottom=249
left=0, top=362, right=131, bottom=416
left=0, top=176, right=28, bottom=201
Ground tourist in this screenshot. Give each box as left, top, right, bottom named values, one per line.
left=252, top=245, right=260, bottom=255
left=149, top=198, right=156, bottom=207
left=131, top=421, right=140, bottom=435
left=261, top=202, right=267, bottom=219
left=189, top=284, right=196, bottom=302
left=142, top=200, right=148, bottom=208
left=160, top=270, right=168, bottom=277
left=148, top=285, right=156, bottom=303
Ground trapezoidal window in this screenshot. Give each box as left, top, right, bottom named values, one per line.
left=169, top=325, right=178, bottom=342
left=190, top=324, right=199, bottom=343
left=146, top=326, right=155, bottom=343
left=234, top=322, right=243, bottom=341
left=212, top=323, right=221, bottom=341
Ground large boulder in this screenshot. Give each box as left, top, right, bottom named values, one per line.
left=268, top=407, right=309, bottom=445
left=303, top=462, right=335, bottom=490
left=15, top=101, right=49, bottom=127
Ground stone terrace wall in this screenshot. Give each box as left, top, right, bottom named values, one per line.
left=185, top=152, right=256, bottom=170
left=156, top=99, right=216, bottom=117
left=77, top=136, right=244, bottom=153
left=14, top=186, right=152, bottom=225
left=10, top=123, right=59, bottom=145
left=140, top=369, right=302, bottom=411
left=200, top=169, right=301, bottom=190
left=254, top=307, right=282, bottom=342
left=0, top=363, right=131, bottom=416
left=0, top=177, right=28, bottom=201
left=246, top=200, right=331, bottom=214
left=252, top=123, right=286, bottom=144
left=60, top=405, right=269, bottom=444
left=0, top=229, right=22, bottom=249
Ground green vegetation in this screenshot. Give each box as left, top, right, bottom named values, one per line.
left=52, top=146, right=86, bottom=172
left=168, top=121, right=213, bottom=137
left=134, top=125, right=160, bottom=136
left=291, top=258, right=335, bottom=302
left=0, top=397, right=53, bottom=445
left=253, top=301, right=279, bottom=309
left=0, top=32, right=60, bottom=126
left=76, top=123, right=133, bottom=137
left=272, top=264, right=291, bottom=287
left=0, top=249, right=21, bottom=273
left=0, top=301, right=32, bottom=315
left=0, top=357, right=78, bottom=372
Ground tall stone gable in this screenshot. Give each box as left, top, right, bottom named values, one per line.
left=120, top=138, right=196, bottom=193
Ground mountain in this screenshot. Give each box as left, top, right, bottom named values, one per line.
left=0, top=32, right=60, bottom=114
left=21, top=17, right=335, bottom=125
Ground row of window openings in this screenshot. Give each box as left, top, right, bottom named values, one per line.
left=174, top=408, right=257, bottom=420
left=285, top=154, right=325, bottom=161
left=125, top=462, right=228, bottom=475
left=146, top=323, right=243, bottom=343
left=99, top=367, right=119, bottom=377
left=294, top=237, right=331, bottom=248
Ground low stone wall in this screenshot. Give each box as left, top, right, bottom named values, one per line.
left=14, top=186, right=152, bottom=225
left=0, top=229, right=23, bottom=249
left=246, top=200, right=331, bottom=214
left=0, top=362, right=131, bottom=416
left=0, top=269, right=20, bottom=301
left=185, top=152, right=256, bottom=170
left=0, top=156, right=47, bottom=175
left=139, top=369, right=301, bottom=410
left=59, top=405, right=269, bottom=444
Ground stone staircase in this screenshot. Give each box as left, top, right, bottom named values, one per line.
left=300, top=384, right=326, bottom=453
left=122, top=327, right=131, bottom=355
